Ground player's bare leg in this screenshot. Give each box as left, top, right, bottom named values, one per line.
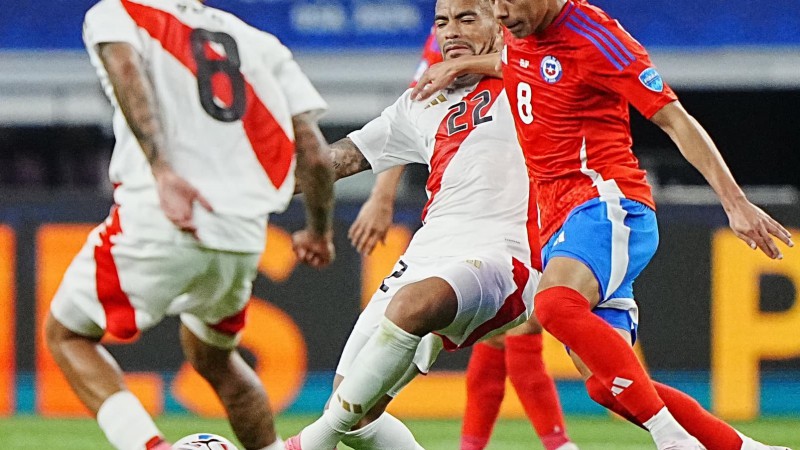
left=570, top=329, right=791, bottom=450
left=44, top=313, right=168, bottom=450
left=180, top=325, right=282, bottom=450
left=534, top=256, right=699, bottom=450
left=289, top=277, right=458, bottom=450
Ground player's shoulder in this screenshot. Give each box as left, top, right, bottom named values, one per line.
left=214, top=8, right=287, bottom=52
left=562, top=2, right=643, bottom=69
left=85, top=0, right=124, bottom=21
left=395, top=88, right=419, bottom=114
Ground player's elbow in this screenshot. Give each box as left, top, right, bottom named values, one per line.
left=296, top=145, right=334, bottom=188
left=650, top=100, right=692, bottom=137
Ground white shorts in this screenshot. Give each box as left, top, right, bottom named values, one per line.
left=49, top=208, right=261, bottom=349
left=336, top=251, right=539, bottom=394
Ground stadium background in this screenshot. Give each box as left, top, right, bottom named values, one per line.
left=1, top=0, right=799, bottom=432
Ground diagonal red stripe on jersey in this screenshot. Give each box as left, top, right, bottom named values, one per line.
left=120, top=0, right=196, bottom=70
left=94, top=206, right=138, bottom=340
left=242, top=84, right=295, bottom=188
left=421, top=78, right=504, bottom=222
left=121, top=0, right=295, bottom=188
left=440, top=257, right=530, bottom=351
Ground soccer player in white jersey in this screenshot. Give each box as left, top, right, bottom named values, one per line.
left=349, top=29, right=574, bottom=450
left=43, top=1, right=335, bottom=450
left=286, top=1, right=576, bottom=449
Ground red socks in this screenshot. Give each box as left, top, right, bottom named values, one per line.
left=654, top=382, right=743, bottom=450
left=535, top=286, right=664, bottom=424
left=586, top=374, right=745, bottom=449
left=461, top=342, right=506, bottom=450
left=506, top=334, right=570, bottom=450
left=461, top=337, right=571, bottom=450
left=585, top=375, right=645, bottom=428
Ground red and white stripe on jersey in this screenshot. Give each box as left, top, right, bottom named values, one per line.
left=83, top=0, right=327, bottom=252
left=421, top=77, right=504, bottom=223
left=120, top=0, right=294, bottom=189
left=349, top=76, right=542, bottom=270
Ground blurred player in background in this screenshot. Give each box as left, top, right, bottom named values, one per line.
left=412, top=0, right=794, bottom=449
left=287, top=1, right=577, bottom=449
left=349, top=26, right=575, bottom=450
left=44, top=1, right=335, bottom=450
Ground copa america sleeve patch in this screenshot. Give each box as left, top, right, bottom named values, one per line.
left=639, top=68, right=664, bottom=92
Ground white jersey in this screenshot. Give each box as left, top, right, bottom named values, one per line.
left=349, top=77, right=542, bottom=269
left=83, top=0, right=327, bottom=252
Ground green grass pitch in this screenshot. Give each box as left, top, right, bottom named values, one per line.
left=2, top=415, right=799, bottom=449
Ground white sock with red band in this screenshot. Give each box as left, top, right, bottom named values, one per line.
left=97, top=390, right=163, bottom=450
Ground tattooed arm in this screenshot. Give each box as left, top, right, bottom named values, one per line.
left=330, top=137, right=372, bottom=180
left=292, top=111, right=336, bottom=267
left=98, top=42, right=212, bottom=235
left=293, top=112, right=335, bottom=237
left=99, top=42, right=166, bottom=169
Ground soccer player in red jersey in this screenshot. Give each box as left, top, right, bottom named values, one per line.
left=350, top=26, right=575, bottom=450
left=411, top=0, right=794, bottom=449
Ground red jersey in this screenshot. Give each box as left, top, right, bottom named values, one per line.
left=410, top=28, right=444, bottom=88
left=502, top=0, right=677, bottom=241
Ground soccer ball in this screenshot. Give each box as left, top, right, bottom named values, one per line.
left=172, top=433, right=240, bottom=450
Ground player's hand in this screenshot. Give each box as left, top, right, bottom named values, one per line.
left=411, top=60, right=463, bottom=101
left=292, top=229, right=335, bottom=268
left=153, top=166, right=213, bottom=238
left=725, top=199, right=793, bottom=259
left=349, top=196, right=394, bottom=255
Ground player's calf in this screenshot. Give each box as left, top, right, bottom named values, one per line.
left=180, top=325, right=281, bottom=450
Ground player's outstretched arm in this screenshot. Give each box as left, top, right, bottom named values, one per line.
left=349, top=166, right=404, bottom=255
left=98, top=42, right=212, bottom=236
left=411, top=53, right=502, bottom=101
left=650, top=101, right=794, bottom=258
left=292, top=112, right=336, bottom=268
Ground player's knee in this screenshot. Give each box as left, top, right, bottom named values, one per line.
left=508, top=317, right=543, bottom=335
left=385, top=285, right=455, bottom=335
left=385, top=289, right=430, bottom=334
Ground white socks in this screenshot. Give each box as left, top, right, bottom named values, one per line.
left=300, top=317, right=421, bottom=450
left=643, top=407, right=694, bottom=449
left=341, top=413, right=424, bottom=450
left=97, top=391, right=162, bottom=450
